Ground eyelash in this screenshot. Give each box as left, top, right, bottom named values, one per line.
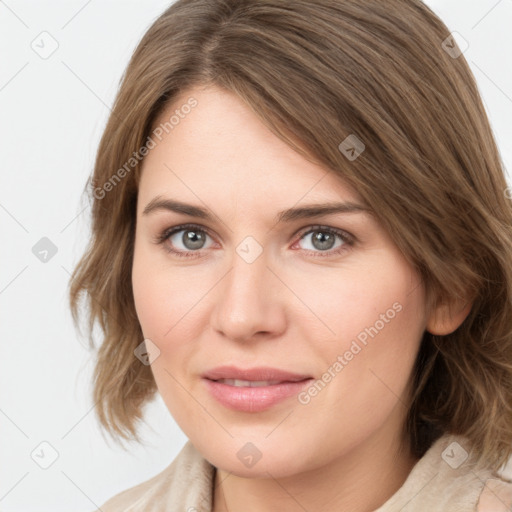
left=153, top=223, right=355, bottom=259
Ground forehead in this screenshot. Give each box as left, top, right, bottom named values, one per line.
left=138, top=85, right=363, bottom=212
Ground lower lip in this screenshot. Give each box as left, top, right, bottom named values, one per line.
left=202, top=378, right=314, bottom=412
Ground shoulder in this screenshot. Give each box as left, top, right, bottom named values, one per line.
left=476, top=476, right=512, bottom=512
left=378, top=433, right=512, bottom=512
left=422, top=434, right=512, bottom=512
left=93, top=440, right=215, bottom=512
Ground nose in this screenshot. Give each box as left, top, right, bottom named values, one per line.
left=210, top=245, right=287, bottom=343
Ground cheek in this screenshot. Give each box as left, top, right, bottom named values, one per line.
left=131, top=261, right=166, bottom=339
left=299, top=255, right=426, bottom=406
left=288, top=255, right=424, bottom=347
left=131, top=243, right=202, bottom=340
left=131, top=253, right=201, bottom=420
left=131, top=245, right=217, bottom=397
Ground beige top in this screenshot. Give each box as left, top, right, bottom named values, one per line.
left=95, top=433, right=512, bottom=512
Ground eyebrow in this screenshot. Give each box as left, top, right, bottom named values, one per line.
left=142, top=196, right=372, bottom=223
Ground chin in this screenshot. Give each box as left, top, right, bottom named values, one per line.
left=192, top=435, right=317, bottom=479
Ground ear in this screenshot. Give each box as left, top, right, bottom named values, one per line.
left=426, top=296, right=473, bottom=336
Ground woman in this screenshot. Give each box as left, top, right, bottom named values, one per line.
left=69, top=0, right=512, bottom=510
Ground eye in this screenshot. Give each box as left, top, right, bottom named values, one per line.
left=153, top=223, right=215, bottom=258
left=154, top=223, right=355, bottom=259
left=292, top=225, right=354, bottom=257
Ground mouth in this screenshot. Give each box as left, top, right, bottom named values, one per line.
left=211, top=378, right=301, bottom=387
left=201, top=365, right=312, bottom=383
left=201, top=366, right=314, bottom=412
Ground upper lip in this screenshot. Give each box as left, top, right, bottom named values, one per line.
left=202, top=366, right=313, bottom=383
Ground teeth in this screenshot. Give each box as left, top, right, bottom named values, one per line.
left=216, top=379, right=282, bottom=387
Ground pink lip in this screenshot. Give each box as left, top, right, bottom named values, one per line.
left=201, top=365, right=312, bottom=382
left=201, top=366, right=313, bottom=412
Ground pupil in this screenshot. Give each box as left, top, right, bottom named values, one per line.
left=183, top=230, right=205, bottom=250
left=312, top=231, right=335, bottom=250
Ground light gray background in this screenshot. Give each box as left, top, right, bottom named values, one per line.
left=1, top=1, right=511, bottom=511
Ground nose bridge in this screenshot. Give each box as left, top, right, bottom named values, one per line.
left=211, top=239, right=284, bottom=341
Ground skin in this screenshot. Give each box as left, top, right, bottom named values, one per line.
left=131, top=84, right=471, bottom=512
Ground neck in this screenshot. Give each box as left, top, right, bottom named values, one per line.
left=212, top=425, right=419, bottom=512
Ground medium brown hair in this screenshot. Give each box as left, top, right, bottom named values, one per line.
left=69, top=0, right=512, bottom=471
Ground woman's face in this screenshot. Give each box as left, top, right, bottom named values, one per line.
left=132, top=84, right=428, bottom=477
